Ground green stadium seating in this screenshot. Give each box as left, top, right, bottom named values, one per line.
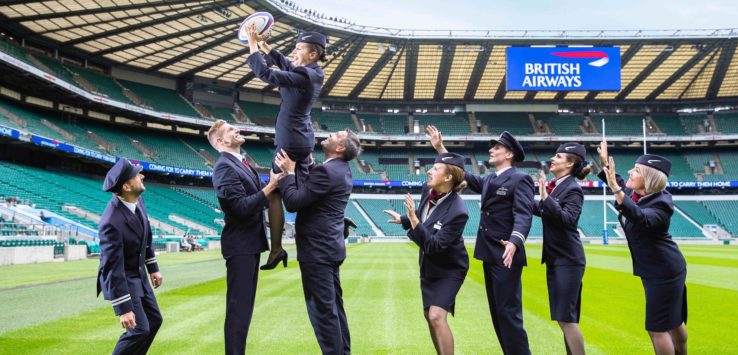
left=591, top=114, right=646, bottom=136
left=240, top=101, right=279, bottom=124
left=679, top=114, right=709, bottom=134
left=65, top=66, right=133, bottom=104
left=651, top=114, right=687, bottom=135
left=713, top=112, right=738, bottom=134
left=356, top=114, right=383, bottom=133
left=414, top=114, right=470, bottom=135
left=118, top=80, right=199, bottom=117
left=201, top=104, right=234, bottom=121
left=475, top=112, right=533, bottom=136
left=312, top=111, right=356, bottom=131
left=0, top=161, right=223, bottom=236
left=541, top=114, right=586, bottom=135
left=700, top=201, right=738, bottom=236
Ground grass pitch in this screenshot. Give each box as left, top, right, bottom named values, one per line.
left=0, top=244, right=736, bottom=354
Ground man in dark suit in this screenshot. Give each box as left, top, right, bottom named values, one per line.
left=208, top=119, right=283, bottom=355
left=429, top=126, right=534, bottom=355
left=274, top=129, right=361, bottom=355
left=97, top=157, right=164, bottom=355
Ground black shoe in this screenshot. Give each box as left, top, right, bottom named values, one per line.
left=260, top=249, right=288, bottom=270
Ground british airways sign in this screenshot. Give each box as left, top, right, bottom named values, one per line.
left=506, top=47, right=621, bottom=91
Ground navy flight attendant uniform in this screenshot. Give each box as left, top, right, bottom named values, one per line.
left=212, top=151, right=270, bottom=355
left=97, top=158, right=162, bottom=355
left=464, top=132, right=535, bottom=355
left=533, top=143, right=587, bottom=323
left=279, top=158, right=353, bottom=355
left=599, top=154, right=687, bottom=332
left=246, top=32, right=326, bottom=178
left=400, top=154, right=470, bottom=315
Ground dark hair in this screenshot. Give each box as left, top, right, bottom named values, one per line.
left=305, top=43, right=327, bottom=63
left=340, top=129, right=361, bottom=161
left=564, top=153, right=592, bottom=180
left=445, top=164, right=468, bottom=193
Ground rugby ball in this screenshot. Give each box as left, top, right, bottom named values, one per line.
left=237, top=12, right=274, bottom=44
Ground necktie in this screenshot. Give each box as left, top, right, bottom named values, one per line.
left=242, top=159, right=250, bottom=168
left=546, top=179, right=556, bottom=194
left=134, top=207, right=145, bottom=228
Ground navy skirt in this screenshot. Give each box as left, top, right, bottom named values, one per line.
left=546, top=264, right=585, bottom=323
left=641, top=269, right=688, bottom=332
left=420, top=276, right=465, bottom=316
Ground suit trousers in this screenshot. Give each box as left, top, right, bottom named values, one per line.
left=112, top=292, right=163, bottom=355
left=299, top=261, right=351, bottom=355
left=224, top=253, right=261, bottom=355
left=483, top=262, right=531, bottom=355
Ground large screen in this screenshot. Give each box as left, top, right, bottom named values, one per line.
left=506, top=47, right=621, bottom=91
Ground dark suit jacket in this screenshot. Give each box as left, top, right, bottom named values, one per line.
left=465, top=167, right=535, bottom=266
left=279, top=158, right=352, bottom=263
left=533, top=176, right=586, bottom=266
left=212, top=152, right=269, bottom=257
left=400, top=185, right=469, bottom=279
left=598, top=171, right=686, bottom=278
left=246, top=49, right=324, bottom=150
left=97, top=196, right=159, bottom=315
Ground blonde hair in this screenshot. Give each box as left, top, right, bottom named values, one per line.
left=445, top=164, right=468, bottom=193
left=638, top=164, right=668, bottom=194
left=206, top=119, right=227, bottom=151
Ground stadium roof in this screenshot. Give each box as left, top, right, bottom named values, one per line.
left=1, top=0, right=738, bottom=103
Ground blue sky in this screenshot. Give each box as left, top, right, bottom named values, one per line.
left=293, top=0, right=738, bottom=30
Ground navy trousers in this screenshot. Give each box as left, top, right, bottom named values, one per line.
left=299, top=261, right=351, bottom=355
left=112, top=292, right=162, bottom=355
left=483, top=262, right=531, bottom=355
left=224, top=253, right=260, bottom=355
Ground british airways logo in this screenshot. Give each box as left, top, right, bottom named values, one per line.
left=551, top=51, right=610, bottom=67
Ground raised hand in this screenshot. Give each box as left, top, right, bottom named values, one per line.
left=538, top=170, right=548, bottom=200
left=602, top=156, right=620, bottom=191
left=383, top=210, right=401, bottom=224
left=404, top=194, right=419, bottom=229
left=597, top=140, right=609, bottom=167
left=426, top=125, right=448, bottom=153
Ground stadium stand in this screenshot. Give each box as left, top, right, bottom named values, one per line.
left=700, top=201, right=738, bottom=236
left=540, top=114, right=587, bottom=135
left=0, top=161, right=222, bottom=236
left=650, top=114, right=688, bottom=135
left=118, top=79, right=199, bottom=117
left=679, top=114, right=711, bottom=134
left=714, top=112, right=738, bottom=134
left=239, top=101, right=279, bottom=124
left=475, top=112, right=533, bottom=136
left=312, top=110, right=357, bottom=131
left=414, top=114, right=471, bottom=135
left=591, top=114, right=645, bottom=136
left=65, top=66, right=133, bottom=104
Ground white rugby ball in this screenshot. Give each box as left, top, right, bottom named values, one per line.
left=237, top=12, right=274, bottom=44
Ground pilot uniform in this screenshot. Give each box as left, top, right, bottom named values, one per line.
left=464, top=131, right=534, bottom=355
left=97, top=158, right=162, bottom=355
